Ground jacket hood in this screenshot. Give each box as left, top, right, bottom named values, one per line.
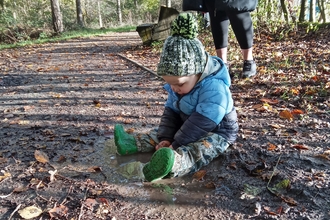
left=199, top=53, right=231, bottom=87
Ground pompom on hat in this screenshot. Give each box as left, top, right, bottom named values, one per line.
left=157, top=13, right=207, bottom=76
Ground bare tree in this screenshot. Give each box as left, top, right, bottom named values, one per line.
left=309, top=0, right=316, bottom=22
left=76, top=0, right=84, bottom=27
left=280, top=0, right=289, bottom=23
left=299, top=0, right=307, bottom=22
left=117, top=0, right=122, bottom=25
left=50, top=0, right=63, bottom=33
left=317, top=0, right=327, bottom=23
left=98, top=0, right=103, bottom=27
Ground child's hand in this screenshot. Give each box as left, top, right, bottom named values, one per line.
left=155, top=140, right=172, bottom=150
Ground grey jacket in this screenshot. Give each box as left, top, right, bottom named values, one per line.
left=215, top=0, right=258, bottom=12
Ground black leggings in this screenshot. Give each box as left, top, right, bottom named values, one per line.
left=205, top=2, right=254, bottom=49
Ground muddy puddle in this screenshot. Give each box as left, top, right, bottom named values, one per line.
left=52, top=136, right=217, bottom=206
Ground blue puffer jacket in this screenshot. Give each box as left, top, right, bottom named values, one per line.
left=157, top=54, right=239, bottom=149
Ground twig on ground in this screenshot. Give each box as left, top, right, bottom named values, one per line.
left=8, top=203, right=21, bottom=220
left=116, top=53, right=159, bottom=77
left=0, top=191, right=13, bottom=199
left=267, top=153, right=282, bottom=188
left=78, top=203, right=84, bottom=220
left=60, top=185, right=73, bottom=205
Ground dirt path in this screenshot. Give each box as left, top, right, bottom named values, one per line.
left=0, top=31, right=329, bottom=219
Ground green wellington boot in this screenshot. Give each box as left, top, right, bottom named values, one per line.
left=114, top=124, right=138, bottom=155
left=143, top=148, right=175, bottom=182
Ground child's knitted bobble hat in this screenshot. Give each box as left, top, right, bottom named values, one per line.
left=157, top=12, right=207, bottom=76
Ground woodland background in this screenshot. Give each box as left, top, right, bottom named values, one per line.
left=0, top=0, right=329, bottom=45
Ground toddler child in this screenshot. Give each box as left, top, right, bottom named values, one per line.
left=114, top=12, right=238, bottom=182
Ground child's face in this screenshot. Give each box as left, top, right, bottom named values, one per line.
left=162, top=74, right=201, bottom=95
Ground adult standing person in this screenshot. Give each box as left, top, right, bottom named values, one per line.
left=204, top=0, right=258, bottom=78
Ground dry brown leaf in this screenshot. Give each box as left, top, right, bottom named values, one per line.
left=291, top=109, right=304, bottom=115
left=126, top=128, right=135, bottom=134
left=290, top=88, right=300, bottom=95
left=13, top=186, right=29, bottom=193
left=0, top=172, right=11, bottom=182
left=292, top=145, right=309, bottom=150
left=87, top=166, right=102, bottom=172
left=34, top=150, right=49, bottom=164
left=205, top=181, right=216, bottom=189
left=260, top=98, right=279, bottom=104
left=279, top=110, right=294, bottom=121
left=280, top=195, right=298, bottom=206
left=228, top=162, right=237, bottom=170
left=97, top=198, right=110, bottom=206
left=270, top=124, right=285, bottom=129
left=57, top=155, right=66, bottom=163
left=264, top=206, right=277, bottom=215
left=268, top=143, right=277, bottom=151
left=49, top=204, right=69, bottom=218
left=84, top=198, right=98, bottom=208
left=193, top=170, right=207, bottom=181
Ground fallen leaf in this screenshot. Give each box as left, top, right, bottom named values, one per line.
left=126, top=128, right=135, bottom=134
left=264, top=206, right=277, bottom=215
left=268, top=143, right=277, bottom=151
left=205, top=181, right=216, bottom=189
left=270, top=124, right=285, bottom=129
left=34, top=150, right=49, bottom=164
left=292, top=145, right=309, bottom=150
left=18, top=205, right=43, bottom=219
left=57, top=155, right=66, bottom=163
left=49, top=204, right=69, bottom=218
left=228, top=162, right=237, bottom=170
left=279, top=110, right=294, bottom=121
left=267, top=179, right=291, bottom=196
left=87, top=166, right=102, bottom=172
left=13, top=186, right=29, bottom=193
left=260, top=98, right=279, bottom=104
left=291, top=109, right=304, bottom=115
left=193, top=170, right=207, bottom=181
left=280, top=195, right=298, bottom=206
left=84, top=198, right=98, bottom=208
left=0, top=172, right=11, bottom=182
left=291, top=88, right=300, bottom=95
left=97, top=198, right=109, bottom=206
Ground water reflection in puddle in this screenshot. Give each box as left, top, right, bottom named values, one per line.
left=62, top=137, right=217, bottom=206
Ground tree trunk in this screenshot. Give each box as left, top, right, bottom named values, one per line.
left=98, top=0, right=103, bottom=27
left=50, top=0, right=63, bottom=33
left=166, top=0, right=171, bottom=8
left=317, top=0, right=326, bottom=23
left=76, top=0, right=84, bottom=27
left=117, top=0, right=122, bottom=25
left=309, top=0, right=315, bottom=22
left=280, top=0, right=289, bottom=23
left=299, top=0, right=306, bottom=22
